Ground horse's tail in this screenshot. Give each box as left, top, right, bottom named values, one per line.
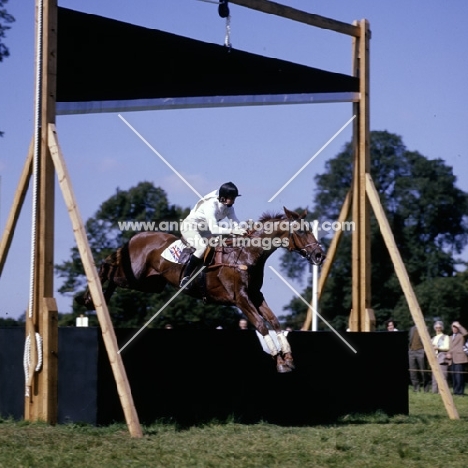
left=76, top=247, right=124, bottom=310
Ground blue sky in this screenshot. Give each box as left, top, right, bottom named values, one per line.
left=1, top=0, right=468, bottom=322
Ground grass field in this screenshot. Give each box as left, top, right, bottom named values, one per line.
left=1, top=390, right=467, bottom=467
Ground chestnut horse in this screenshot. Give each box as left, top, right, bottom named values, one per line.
left=80, top=207, right=325, bottom=372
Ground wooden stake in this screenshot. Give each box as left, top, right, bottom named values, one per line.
left=48, top=124, right=143, bottom=437
left=365, top=173, right=459, bottom=420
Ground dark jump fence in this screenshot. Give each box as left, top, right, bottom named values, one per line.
left=0, top=328, right=408, bottom=425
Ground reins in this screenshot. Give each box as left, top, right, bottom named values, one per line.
left=182, top=219, right=323, bottom=271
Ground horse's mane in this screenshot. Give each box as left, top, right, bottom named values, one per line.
left=258, top=211, right=286, bottom=223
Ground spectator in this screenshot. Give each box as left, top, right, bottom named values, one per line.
left=447, top=321, right=468, bottom=396
left=431, top=321, right=450, bottom=393
left=409, top=325, right=430, bottom=392
left=385, top=319, right=398, bottom=331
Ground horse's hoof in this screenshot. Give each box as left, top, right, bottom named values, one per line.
left=277, top=363, right=293, bottom=373
left=284, top=359, right=295, bottom=370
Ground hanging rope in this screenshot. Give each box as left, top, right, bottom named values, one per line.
left=29, top=0, right=44, bottom=320
left=23, top=333, right=43, bottom=397
left=218, top=0, right=232, bottom=48
left=224, top=14, right=232, bottom=48
left=193, top=0, right=232, bottom=47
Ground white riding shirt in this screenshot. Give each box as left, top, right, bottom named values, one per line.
left=182, top=190, right=240, bottom=235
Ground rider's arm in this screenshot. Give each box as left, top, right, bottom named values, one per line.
left=202, top=201, right=235, bottom=235
left=226, top=206, right=240, bottom=225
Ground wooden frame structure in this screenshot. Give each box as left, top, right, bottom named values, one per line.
left=0, top=0, right=142, bottom=437
left=0, top=0, right=458, bottom=436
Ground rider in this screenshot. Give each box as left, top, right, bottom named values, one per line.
left=179, top=182, right=247, bottom=288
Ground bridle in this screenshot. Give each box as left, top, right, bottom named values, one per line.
left=287, top=222, right=324, bottom=265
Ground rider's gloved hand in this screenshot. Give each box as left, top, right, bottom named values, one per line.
left=231, top=227, right=248, bottom=236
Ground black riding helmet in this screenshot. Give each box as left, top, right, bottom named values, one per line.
left=218, top=182, right=241, bottom=200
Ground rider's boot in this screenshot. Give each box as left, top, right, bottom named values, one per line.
left=180, top=254, right=203, bottom=288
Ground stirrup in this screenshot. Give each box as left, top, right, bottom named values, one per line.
left=180, top=276, right=191, bottom=288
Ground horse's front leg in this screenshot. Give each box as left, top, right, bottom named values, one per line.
left=258, top=300, right=295, bottom=370
left=236, top=293, right=292, bottom=373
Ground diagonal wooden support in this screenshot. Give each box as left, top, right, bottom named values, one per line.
left=48, top=124, right=143, bottom=437
left=365, top=173, right=459, bottom=420
left=0, top=140, right=33, bottom=276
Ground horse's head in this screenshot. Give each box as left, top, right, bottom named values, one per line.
left=283, top=207, right=326, bottom=266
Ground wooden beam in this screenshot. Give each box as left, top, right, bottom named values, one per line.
left=350, top=21, right=361, bottom=332
left=350, top=19, right=372, bottom=331
left=27, top=0, right=58, bottom=423
left=0, top=140, right=33, bottom=276
left=302, top=188, right=352, bottom=331
left=365, top=173, right=459, bottom=420
left=48, top=124, right=143, bottom=438
left=358, top=20, right=372, bottom=331
left=229, top=0, right=360, bottom=37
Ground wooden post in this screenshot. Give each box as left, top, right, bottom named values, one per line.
left=350, top=22, right=360, bottom=332
left=48, top=124, right=143, bottom=438
left=350, top=20, right=373, bottom=331
left=26, top=0, right=58, bottom=423
left=365, top=174, right=459, bottom=420
left=41, top=297, right=58, bottom=424
left=302, top=189, right=352, bottom=330
left=0, top=141, right=33, bottom=276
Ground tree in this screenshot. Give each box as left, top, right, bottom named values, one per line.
left=0, top=316, right=23, bottom=327
left=281, top=131, right=468, bottom=330
left=56, top=182, right=242, bottom=329
left=393, top=274, right=468, bottom=330
left=0, top=0, right=15, bottom=137
left=0, top=0, right=14, bottom=62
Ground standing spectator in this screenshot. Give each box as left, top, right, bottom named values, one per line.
left=385, top=319, right=398, bottom=331
left=447, top=321, right=468, bottom=396
left=409, top=325, right=429, bottom=392
left=431, top=321, right=450, bottom=393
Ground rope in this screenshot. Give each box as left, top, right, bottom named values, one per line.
left=35, top=333, right=43, bottom=372
left=23, top=336, right=30, bottom=397
left=28, top=0, right=44, bottom=320
left=224, top=15, right=232, bottom=48
left=23, top=333, right=43, bottom=397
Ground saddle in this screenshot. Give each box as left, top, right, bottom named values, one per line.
left=162, top=236, right=236, bottom=268
left=174, top=237, right=242, bottom=299
left=204, top=237, right=235, bottom=266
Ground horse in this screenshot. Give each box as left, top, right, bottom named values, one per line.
left=79, top=207, right=326, bottom=373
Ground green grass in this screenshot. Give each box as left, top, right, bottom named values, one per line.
left=1, top=390, right=467, bottom=467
